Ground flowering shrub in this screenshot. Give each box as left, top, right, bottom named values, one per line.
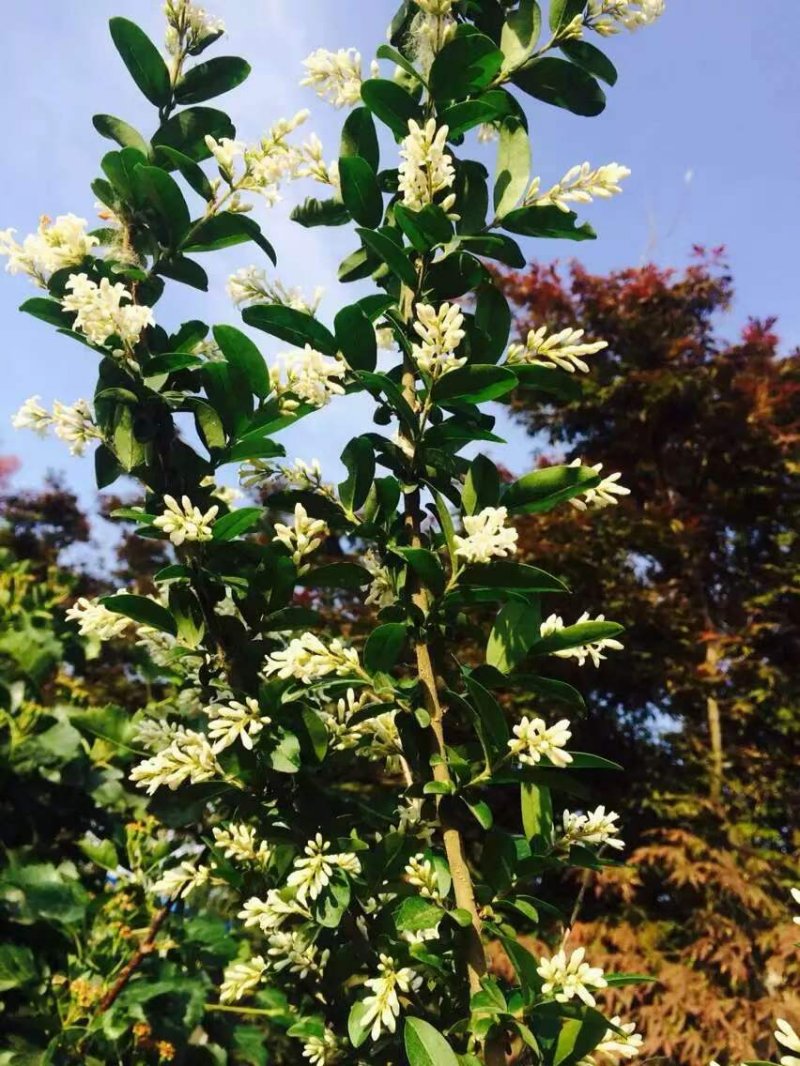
left=12, top=2, right=792, bottom=1065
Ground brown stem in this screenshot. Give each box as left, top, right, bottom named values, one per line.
left=705, top=637, right=723, bottom=802
left=95, top=907, right=169, bottom=1014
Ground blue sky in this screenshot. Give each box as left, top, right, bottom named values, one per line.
left=2, top=0, right=798, bottom=525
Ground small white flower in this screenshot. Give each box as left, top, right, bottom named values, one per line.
left=273, top=503, right=328, bottom=572
left=152, top=859, right=210, bottom=900
left=239, top=890, right=310, bottom=931
left=262, top=632, right=361, bottom=684
left=213, top=823, right=271, bottom=867
left=296, top=132, right=340, bottom=190
left=267, top=930, right=330, bottom=979
left=205, top=111, right=309, bottom=205
left=537, top=947, right=607, bottom=1007
left=285, top=833, right=362, bottom=904
left=152, top=494, right=219, bottom=546
left=411, top=302, right=466, bottom=378
left=540, top=611, right=624, bottom=668
left=398, top=118, right=456, bottom=214
left=582, top=1016, right=643, bottom=1061
left=300, top=1028, right=339, bottom=1066
left=219, top=956, right=267, bottom=1003
left=205, top=697, right=272, bottom=753
left=404, top=854, right=442, bottom=900
left=50, top=399, right=102, bottom=456
left=454, top=506, right=518, bottom=564
left=133, top=718, right=183, bottom=752
left=61, top=274, right=153, bottom=349
left=506, top=324, right=608, bottom=374
left=301, top=47, right=374, bottom=109
left=360, top=954, right=421, bottom=1042
left=508, top=716, right=573, bottom=768
left=363, top=548, right=396, bottom=609
left=270, top=346, right=346, bottom=412
left=586, top=0, right=665, bottom=36
left=227, top=265, right=324, bottom=313
left=164, top=0, right=224, bottom=54
left=130, top=730, right=219, bottom=794
left=66, top=590, right=133, bottom=641
left=567, top=459, right=631, bottom=511
left=526, top=161, right=630, bottom=213
left=11, top=396, right=51, bottom=435
left=0, top=214, right=98, bottom=287
left=561, top=807, right=624, bottom=851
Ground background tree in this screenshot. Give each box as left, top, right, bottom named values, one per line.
left=498, top=250, right=800, bottom=1062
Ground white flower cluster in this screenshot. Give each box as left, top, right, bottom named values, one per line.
left=296, top=133, right=340, bottom=191
left=508, top=716, right=573, bottom=768
left=526, top=162, right=631, bottom=213
left=212, top=823, right=271, bottom=867
left=263, top=632, right=361, bottom=685
left=298, top=1029, right=339, bottom=1066
left=220, top=956, right=267, bottom=1003
left=65, top=590, right=133, bottom=641
left=268, top=929, right=330, bottom=979
left=286, top=834, right=361, bottom=904
left=454, top=506, right=518, bottom=564
left=61, top=274, right=153, bottom=349
left=227, top=265, right=324, bottom=313
left=360, top=954, right=422, bottom=1041
left=561, top=807, right=625, bottom=851
left=537, top=947, right=607, bottom=1007
left=301, top=47, right=377, bottom=109
left=506, top=325, right=608, bottom=374
left=130, top=729, right=219, bottom=794
left=398, top=119, right=456, bottom=214
left=0, top=214, right=98, bottom=287
left=411, top=302, right=466, bottom=378
left=205, top=697, right=272, bottom=753
left=586, top=0, right=665, bottom=36
left=205, top=110, right=309, bottom=208
left=270, top=346, right=346, bottom=412
left=153, top=494, right=219, bottom=546
left=541, top=612, right=624, bottom=668
left=239, top=456, right=335, bottom=497
left=274, top=503, right=328, bottom=573
left=164, top=0, right=224, bottom=54
left=200, top=474, right=242, bottom=508
left=152, top=859, right=211, bottom=900
left=404, top=854, right=442, bottom=900
left=410, top=1, right=456, bottom=77
left=133, top=718, right=183, bottom=752
left=363, top=548, right=396, bottom=609
left=579, top=1017, right=643, bottom=1063
left=568, top=459, right=631, bottom=511
left=13, top=396, right=102, bottom=457
left=239, top=890, right=310, bottom=933
left=317, top=687, right=400, bottom=766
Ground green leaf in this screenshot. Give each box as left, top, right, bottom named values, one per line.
left=464, top=673, right=509, bottom=758
left=494, top=116, right=530, bottom=217
left=20, top=297, right=73, bottom=329
left=521, top=782, right=552, bottom=849
left=501, top=204, right=596, bottom=241
left=212, top=507, right=264, bottom=541
left=463, top=454, right=501, bottom=515
left=376, top=43, right=428, bottom=87
left=513, top=56, right=606, bottom=117
left=109, top=17, right=171, bottom=107
left=291, top=196, right=350, bottom=229
left=112, top=404, right=146, bottom=471
left=184, top=212, right=276, bottom=263
left=360, top=78, right=423, bottom=138
left=513, top=363, right=583, bottom=400
left=501, top=0, right=542, bottom=71
left=348, top=1001, right=371, bottom=1049
left=339, top=155, right=384, bottom=227
left=433, top=365, right=517, bottom=404
left=460, top=234, right=525, bottom=267
left=393, top=547, right=446, bottom=595
left=530, top=620, right=623, bottom=657
left=0, top=945, right=37, bottom=993
left=394, top=203, right=453, bottom=253
left=339, top=435, right=376, bottom=512
left=439, top=99, right=504, bottom=138
left=487, top=599, right=541, bottom=673
left=503, top=464, right=600, bottom=514
left=95, top=445, right=122, bottom=489
left=357, top=227, right=417, bottom=287
left=175, top=56, right=251, bottom=103
left=101, top=594, right=177, bottom=635
left=155, top=144, right=215, bottom=199
left=460, top=561, right=568, bottom=593
left=340, top=107, right=379, bottom=171
left=364, top=623, right=407, bottom=674
left=335, top=304, right=377, bottom=372
left=475, top=284, right=511, bottom=363
left=314, top=867, right=351, bottom=928
left=243, top=304, right=337, bottom=355
left=152, top=106, right=235, bottom=162
left=430, top=32, right=504, bottom=102
left=79, top=835, right=120, bottom=870
left=560, top=39, right=618, bottom=86
left=299, top=563, right=370, bottom=590
left=155, top=255, right=208, bottom=290
left=213, top=324, right=270, bottom=399
left=394, top=896, right=442, bottom=933
left=550, top=0, right=587, bottom=32
left=553, top=1010, right=609, bottom=1066
left=93, top=113, right=150, bottom=154
left=404, top=1017, right=460, bottom=1066
left=133, top=165, right=191, bottom=247
left=426, top=250, right=487, bottom=298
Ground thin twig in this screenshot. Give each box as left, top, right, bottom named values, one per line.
left=95, top=906, right=170, bottom=1013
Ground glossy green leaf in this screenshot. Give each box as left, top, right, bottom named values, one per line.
left=339, top=155, right=383, bottom=228
left=463, top=454, right=501, bottom=515
left=155, top=255, right=208, bottom=290
left=192, top=399, right=226, bottom=451
left=364, top=623, right=407, bottom=674
left=152, top=106, right=235, bottom=162
left=501, top=0, right=542, bottom=71
left=494, top=116, right=530, bottom=217
left=513, top=57, right=606, bottom=117
left=560, top=39, right=618, bottom=86
left=339, top=435, right=376, bottom=512
left=299, top=563, right=370, bottom=590
left=213, top=324, right=269, bottom=399
left=487, top=599, right=541, bottom=673
left=291, top=196, right=350, bottom=229
left=513, top=363, right=583, bottom=400
left=314, top=868, right=351, bottom=929
left=549, top=0, right=587, bottom=32
left=155, top=144, right=215, bottom=199
left=474, top=284, right=511, bottom=363
left=340, top=106, right=380, bottom=171
left=335, top=304, right=377, bottom=372
left=530, top=620, right=624, bottom=657
left=101, top=594, right=177, bottom=636
left=394, top=203, right=453, bottom=253
left=501, top=204, right=596, bottom=241
left=461, top=561, right=568, bottom=593
left=393, top=547, right=445, bottom=595
left=133, top=165, right=191, bottom=247
left=432, top=365, right=517, bottom=404
left=20, top=298, right=73, bottom=329
left=404, top=1017, right=460, bottom=1066
left=503, top=464, right=600, bottom=514
left=212, top=507, right=264, bottom=541
left=357, top=227, right=417, bottom=287
left=360, top=78, right=423, bottom=138
left=175, top=56, right=251, bottom=103
left=184, top=212, right=276, bottom=263
left=243, top=304, right=337, bottom=355
left=109, top=17, right=171, bottom=107
left=394, top=896, right=442, bottom=933
left=521, top=782, right=552, bottom=849
left=430, top=32, right=504, bottom=102
left=460, top=233, right=526, bottom=267
left=92, top=113, right=150, bottom=154
left=464, top=673, right=509, bottom=757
